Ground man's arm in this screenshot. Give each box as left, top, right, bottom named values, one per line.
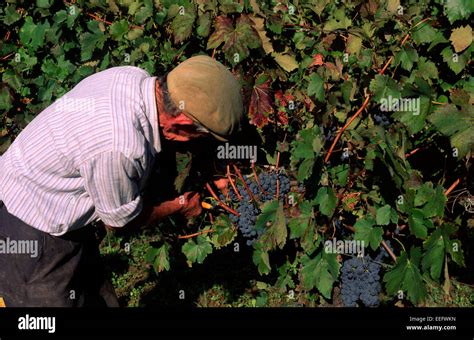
left=105, top=191, right=202, bottom=232
left=80, top=151, right=145, bottom=229
left=80, top=150, right=207, bottom=233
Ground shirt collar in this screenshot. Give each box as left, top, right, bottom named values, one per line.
left=140, top=76, right=161, bottom=155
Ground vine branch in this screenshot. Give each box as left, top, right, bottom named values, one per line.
left=205, top=183, right=239, bottom=216
left=178, top=229, right=214, bottom=239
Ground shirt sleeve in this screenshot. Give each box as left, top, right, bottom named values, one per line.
left=79, top=151, right=143, bottom=227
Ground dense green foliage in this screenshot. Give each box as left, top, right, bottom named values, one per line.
left=1, top=0, right=473, bottom=306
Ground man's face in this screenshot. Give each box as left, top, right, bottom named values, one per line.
left=159, top=111, right=209, bottom=142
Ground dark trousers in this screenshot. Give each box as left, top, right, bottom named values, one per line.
left=0, top=201, right=119, bottom=307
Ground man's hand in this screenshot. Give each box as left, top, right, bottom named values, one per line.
left=178, top=191, right=202, bottom=218
left=103, top=191, right=203, bottom=234
left=213, top=178, right=229, bottom=196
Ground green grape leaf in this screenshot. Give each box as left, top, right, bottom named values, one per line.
left=341, top=80, right=355, bottom=105
left=110, top=19, right=129, bottom=40
left=422, top=185, right=446, bottom=218
left=181, top=235, right=213, bottom=265
left=369, top=74, right=402, bottom=103
left=408, top=208, right=429, bottom=239
left=288, top=201, right=313, bottom=239
left=4, top=5, right=21, bottom=25
left=2, top=70, right=22, bottom=92
left=252, top=244, right=271, bottom=275
left=414, top=182, right=434, bottom=207
left=297, top=158, right=315, bottom=182
left=428, top=104, right=474, bottom=158
left=266, top=13, right=283, bottom=34
left=135, top=1, right=154, bottom=24
left=445, top=238, right=465, bottom=267
left=0, top=86, right=13, bottom=111
left=207, top=14, right=260, bottom=64
left=147, top=243, right=170, bottom=273
left=307, top=73, right=325, bottom=102
left=376, top=204, right=392, bottom=225
left=384, top=247, right=427, bottom=304
left=196, top=12, right=211, bottom=37
left=416, top=57, right=439, bottom=80
left=441, top=46, right=468, bottom=74
left=394, top=48, right=419, bottom=71
left=393, top=95, right=432, bottom=135
left=354, top=216, right=383, bottom=251
left=422, top=229, right=446, bottom=280
left=313, top=187, right=337, bottom=217
left=41, top=55, right=75, bottom=82
left=171, top=6, right=196, bottom=43
left=19, top=17, right=50, bottom=51
left=346, top=33, right=362, bottom=55
left=210, top=215, right=237, bottom=249
left=291, top=128, right=319, bottom=161
left=301, top=250, right=339, bottom=299
left=37, top=0, right=52, bottom=9
left=127, top=29, right=144, bottom=41
left=411, top=23, right=438, bottom=45
left=218, top=0, right=244, bottom=14
left=257, top=201, right=287, bottom=251
left=444, top=0, right=474, bottom=23
left=323, top=8, right=351, bottom=31
left=80, top=21, right=107, bottom=61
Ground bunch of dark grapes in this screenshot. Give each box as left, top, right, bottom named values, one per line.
left=258, top=172, right=291, bottom=202
left=373, top=111, right=390, bottom=127
left=340, top=255, right=381, bottom=307
left=223, top=171, right=292, bottom=246
left=233, top=202, right=262, bottom=246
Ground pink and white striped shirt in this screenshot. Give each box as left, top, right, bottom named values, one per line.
left=0, top=66, right=160, bottom=236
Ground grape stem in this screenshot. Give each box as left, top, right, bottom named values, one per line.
left=251, top=161, right=267, bottom=195
left=405, top=147, right=421, bottom=158
left=178, top=229, right=214, bottom=239
left=227, top=165, right=243, bottom=201
left=86, top=12, right=113, bottom=25
left=0, top=52, right=14, bottom=61
left=275, top=151, right=281, bottom=199
left=445, top=178, right=460, bottom=196
left=381, top=240, right=397, bottom=263
left=205, top=183, right=240, bottom=216
left=85, top=11, right=144, bottom=30
left=379, top=33, right=410, bottom=75
left=232, top=164, right=258, bottom=203
left=324, top=95, right=371, bottom=163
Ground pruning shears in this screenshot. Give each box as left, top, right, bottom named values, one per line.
left=201, top=198, right=216, bottom=210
